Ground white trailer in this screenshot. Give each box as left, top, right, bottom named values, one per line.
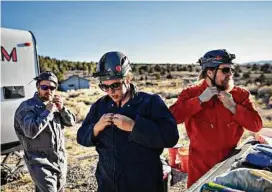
left=1, top=27, right=40, bottom=181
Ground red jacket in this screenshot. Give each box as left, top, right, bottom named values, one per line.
left=170, top=80, right=262, bottom=151
left=170, top=80, right=263, bottom=188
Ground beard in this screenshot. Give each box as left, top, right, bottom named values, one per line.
left=38, top=92, right=53, bottom=102
left=216, top=78, right=234, bottom=91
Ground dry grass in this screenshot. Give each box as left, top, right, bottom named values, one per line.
left=18, top=175, right=32, bottom=185
left=63, top=125, right=98, bottom=165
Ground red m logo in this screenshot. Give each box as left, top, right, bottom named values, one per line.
left=1, top=46, right=18, bottom=62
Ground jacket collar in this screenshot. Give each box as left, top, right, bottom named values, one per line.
left=128, top=84, right=143, bottom=105
left=199, top=79, right=209, bottom=91
left=33, top=92, right=46, bottom=106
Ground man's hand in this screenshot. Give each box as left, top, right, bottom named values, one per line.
left=112, top=114, right=135, bottom=132
left=93, top=113, right=114, bottom=136
left=198, top=87, right=219, bottom=103
left=46, top=102, right=58, bottom=113
left=53, top=95, right=64, bottom=111
left=218, top=91, right=236, bottom=114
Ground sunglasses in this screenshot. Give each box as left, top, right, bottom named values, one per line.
left=39, top=85, right=57, bottom=91
left=99, top=82, right=122, bottom=92
left=217, top=67, right=235, bottom=74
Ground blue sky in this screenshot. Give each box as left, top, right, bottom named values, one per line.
left=1, top=1, right=272, bottom=64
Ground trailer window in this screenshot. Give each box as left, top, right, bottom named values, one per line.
left=3, top=86, right=25, bottom=99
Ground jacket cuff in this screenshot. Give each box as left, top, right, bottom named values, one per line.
left=90, top=125, right=100, bottom=144
left=60, top=106, right=69, bottom=114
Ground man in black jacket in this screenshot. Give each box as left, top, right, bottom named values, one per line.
left=77, top=51, right=179, bottom=192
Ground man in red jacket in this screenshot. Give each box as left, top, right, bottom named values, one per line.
left=169, top=49, right=263, bottom=188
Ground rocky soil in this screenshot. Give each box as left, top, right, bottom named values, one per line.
left=1, top=154, right=187, bottom=192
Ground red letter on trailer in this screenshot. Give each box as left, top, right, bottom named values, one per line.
left=1, top=46, right=18, bottom=62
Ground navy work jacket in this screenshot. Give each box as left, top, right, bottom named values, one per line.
left=77, top=85, right=179, bottom=192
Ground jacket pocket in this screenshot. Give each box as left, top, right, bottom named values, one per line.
left=192, top=118, right=214, bottom=132
left=225, top=121, right=242, bottom=145
left=190, top=118, right=217, bottom=150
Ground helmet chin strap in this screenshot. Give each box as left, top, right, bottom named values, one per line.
left=118, top=82, right=130, bottom=108
left=207, top=68, right=225, bottom=91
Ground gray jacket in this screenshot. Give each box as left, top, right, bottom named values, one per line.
left=14, top=92, right=75, bottom=191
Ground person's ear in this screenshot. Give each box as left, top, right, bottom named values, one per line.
left=36, top=82, right=40, bottom=90
left=207, top=69, right=212, bottom=77
left=207, top=69, right=215, bottom=77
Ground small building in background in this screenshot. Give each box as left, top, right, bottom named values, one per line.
left=59, top=75, right=90, bottom=91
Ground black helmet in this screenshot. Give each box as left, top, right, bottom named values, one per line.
left=198, top=49, right=236, bottom=70
left=34, top=71, right=58, bottom=86
left=93, top=51, right=131, bottom=81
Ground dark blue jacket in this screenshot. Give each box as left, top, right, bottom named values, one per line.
left=77, top=85, right=179, bottom=192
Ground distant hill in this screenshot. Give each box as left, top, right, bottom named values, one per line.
left=242, top=60, right=272, bottom=65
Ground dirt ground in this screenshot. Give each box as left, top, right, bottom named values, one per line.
left=1, top=124, right=188, bottom=192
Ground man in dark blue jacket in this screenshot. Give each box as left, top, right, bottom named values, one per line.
left=77, top=51, right=179, bottom=192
